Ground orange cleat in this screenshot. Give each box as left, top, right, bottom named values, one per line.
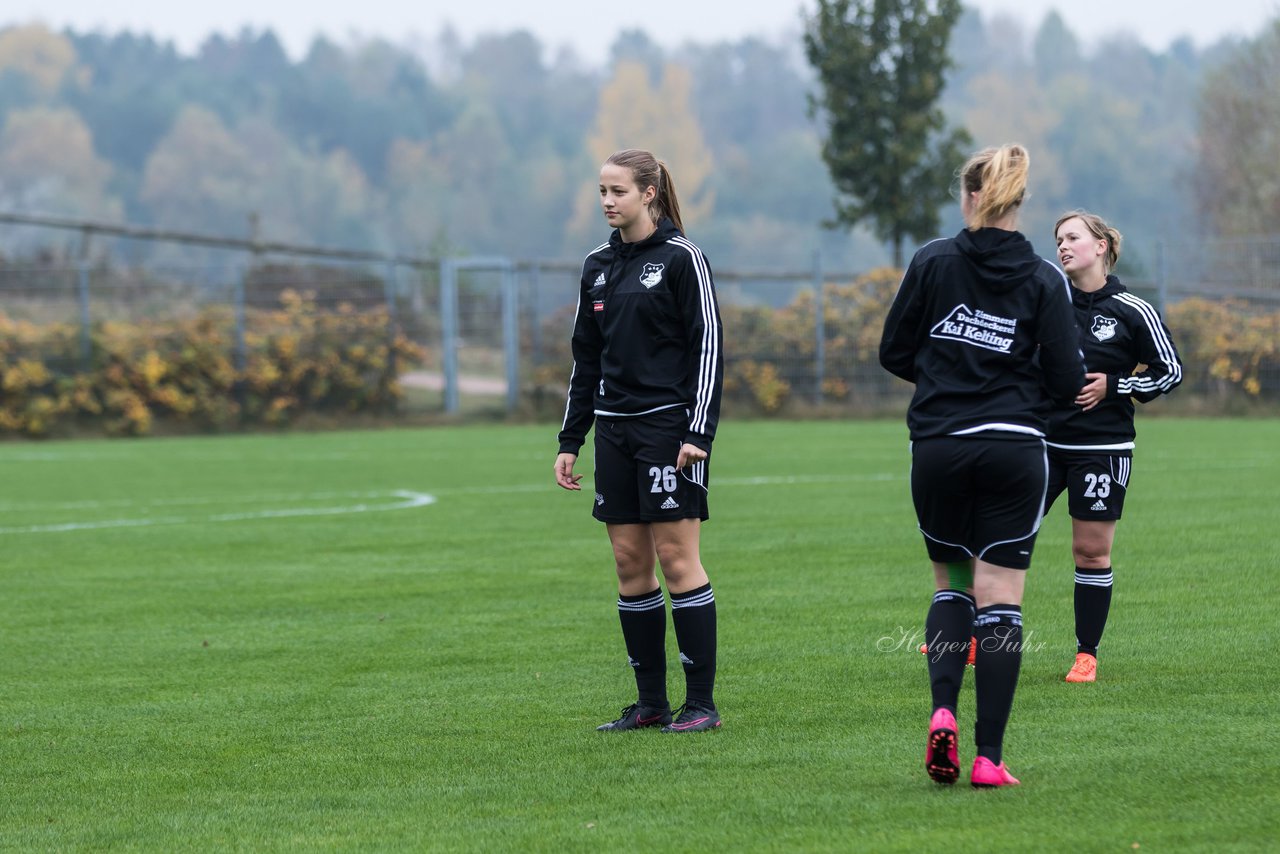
left=1065, top=652, right=1097, bottom=683
left=919, top=637, right=977, bottom=667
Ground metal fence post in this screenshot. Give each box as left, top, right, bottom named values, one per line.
left=75, top=226, right=94, bottom=371
left=502, top=260, right=519, bottom=413
left=813, top=250, right=825, bottom=405
left=239, top=212, right=260, bottom=397
left=234, top=267, right=247, bottom=373
left=1155, top=240, right=1168, bottom=314
left=528, top=263, right=542, bottom=367
left=440, top=259, right=460, bottom=414
left=77, top=260, right=92, bottom=373
left=384, top=260, right=398, bottom=378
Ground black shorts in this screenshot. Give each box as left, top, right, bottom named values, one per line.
left=592, top=409, right=709, bottom=524
left=1046, top=449, right=1131, bottom=521
left=910, top=435, right=1048, bottom=570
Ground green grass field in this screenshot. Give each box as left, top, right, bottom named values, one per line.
left=2, top=418, right=1277, bottom=851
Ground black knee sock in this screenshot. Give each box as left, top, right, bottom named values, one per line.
left=1074, top=566, right=1113, bottom=657
left=973, top=604, right=1023, bottom=765
left=925, top=589, right=976, bottom=713
left=670, top=583, right=717, bottom=709
left=617, top=588, right=668, bottom=707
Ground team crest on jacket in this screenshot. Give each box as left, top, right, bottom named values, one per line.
left=1092, top=316, right=1117, bottom=341
left=639, top=263, right=665, bottom=289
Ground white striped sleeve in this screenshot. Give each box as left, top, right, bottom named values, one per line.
left=1112, top=292, right=1182, bottom=396
left=670, top=236, right=721, bottom=438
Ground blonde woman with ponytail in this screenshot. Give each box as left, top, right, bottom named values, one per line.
left=1047, top=211, right=1182, bottom=684
left=555, top=149, right=725, bottom=734
left=880, top=143, right=1086, bottom=787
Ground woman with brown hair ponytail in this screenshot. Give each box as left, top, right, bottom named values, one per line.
left=555, top=148, right=725, bottom=734
left=601, top=148, right=686, bottom=234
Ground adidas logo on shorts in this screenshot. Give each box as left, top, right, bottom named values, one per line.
left=1090, top=499, right=1107, bottom=511
left=660, top=496, right=680, bottom=510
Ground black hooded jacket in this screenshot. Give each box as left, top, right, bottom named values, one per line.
left=558, top=218, right=723, bottom=455
left=1046, top=274, right=1182, bottom=450
left=879, top=228, right=1086, bottom=441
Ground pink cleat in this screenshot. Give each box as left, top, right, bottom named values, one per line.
left=971, top=756, right=1020, bottom=788
left=925, top=707, right=960, bottom=784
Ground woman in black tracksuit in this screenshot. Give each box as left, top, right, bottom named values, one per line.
left=880, top=144, right=1086, bottom=788
left=554, top=148, right=724, bottom=734
left=1049, top=211, right=1182, bottom=684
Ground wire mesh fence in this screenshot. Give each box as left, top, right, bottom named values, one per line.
left=2, top=212, right=1279, bottom=437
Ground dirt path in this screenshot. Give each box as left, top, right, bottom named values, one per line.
left=399, top=372, right=508, bottom=395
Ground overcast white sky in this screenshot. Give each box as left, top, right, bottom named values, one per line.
left=5, top=1, right=1277, bottom=63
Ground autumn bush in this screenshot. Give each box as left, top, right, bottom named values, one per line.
left=0, top=289, right=426, bottom=437
left=1165, top=297, right=1280, bottom=401
left=11, top=279, right=1273, bottom=437
left=723, top=266, right=908, bottom=412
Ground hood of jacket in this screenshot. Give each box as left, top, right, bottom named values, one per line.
left=1071, top=274, right=1127, bottom=310
left=953, top=227, right=1042, bottom=294
left=608, top=217, right=682, bottom=252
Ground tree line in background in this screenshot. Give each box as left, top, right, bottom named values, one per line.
left=0, top=8, right=1275, bottom=276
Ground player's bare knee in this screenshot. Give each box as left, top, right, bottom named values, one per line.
left=612, top=547, right=654, bottom=580
left=655, top=553, right=691, bottom=580
left=1072, top=538, right=1112, bottom=567
left=1072, top=548, right=1111, bottom=569
left=657, top=555, right=706, bottom=590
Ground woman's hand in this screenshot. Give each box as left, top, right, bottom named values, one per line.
left=1075, top=372, right=1108, bottom=411
left=555, top=453, right=583, bottom=490
left=676, top=442, right=707, bottom=471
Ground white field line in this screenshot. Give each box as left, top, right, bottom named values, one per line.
left=424, top=472, right=898, bottom=497
left=0, top=451, right=364, bottom=463
left=0, top=490, right=420, bottom=512
left=0, top=490, right=435, bottom=535
left=0, top=473, right=898, bottom=535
